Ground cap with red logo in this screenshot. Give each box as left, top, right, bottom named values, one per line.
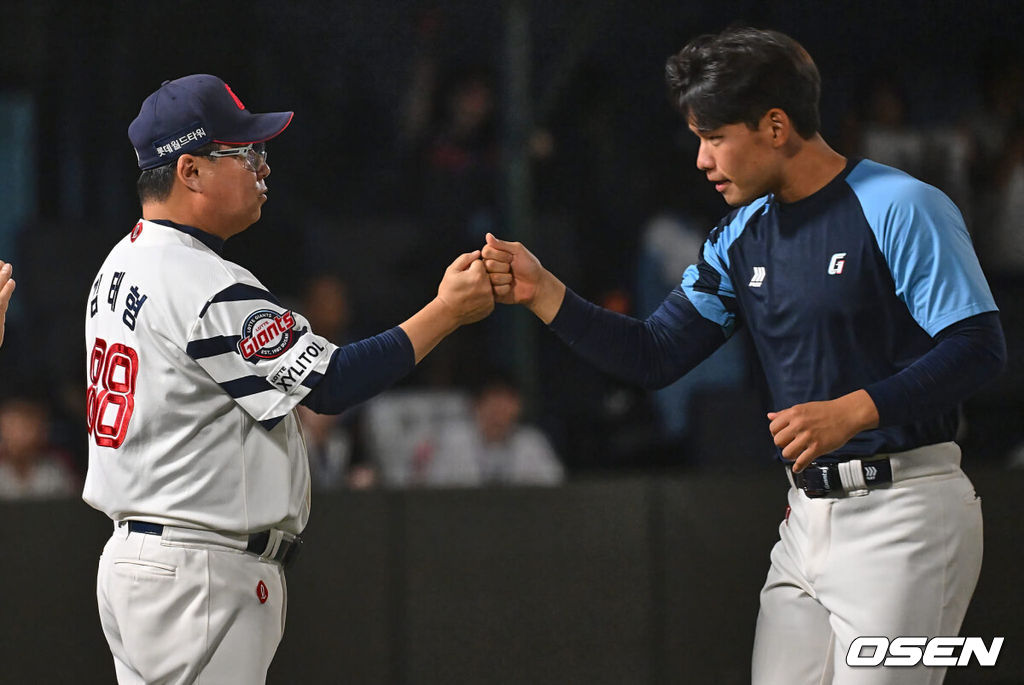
left=128, top=74, right=293, bottom=170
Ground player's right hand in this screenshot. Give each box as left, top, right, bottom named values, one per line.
left=481, top=233, right=543, bottom=306
left=437, top=250, right=494, bottom=326
left=482, top=234, right=566, bottom=324
left=0, top=260, right=15, bottom=348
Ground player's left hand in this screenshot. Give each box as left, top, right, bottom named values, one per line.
left=767, top=389, right=880, bottom=473
left=0, top=260, right=15, bottom=348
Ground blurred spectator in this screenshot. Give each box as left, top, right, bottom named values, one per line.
left=412, top=61, right=500, bottom=262
left=537, top=289, right=663, bottom=473
left=297, top=405, right=375, bottom=491
left=965, top=50, right=1024, bottom=275
left=841, top=69, right=971, bottom=212
left=295, top=273, right=376, bottom=490
left=397, top=49, right=501, bottom=386
left=399, top=8, right=444, bottom=157
left=301, top=273, right=354, bottom=343
left=1005, top=435, right=1024, bottom=469
left=0, top=397, right=78, bottom=499
left=538, top=61, right=647, bottom=297
left=2, top=219, right=103, bottom=471
left=421, top=371, right=564, bottom=487
left=984, top=134, right=1024, bottom=275
left=635, top=211, right=748, bottom=456
left=363, top=388, right=471, bottom=487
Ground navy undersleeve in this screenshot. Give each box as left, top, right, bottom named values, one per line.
left=865, top=311, right=1006, bottom=426
left=300, top=326, right=415, bottom=414
left=547, top=286, right=727, bottom=389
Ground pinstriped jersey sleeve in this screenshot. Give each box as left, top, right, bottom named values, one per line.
left=185, top=282, right=338, bottom=431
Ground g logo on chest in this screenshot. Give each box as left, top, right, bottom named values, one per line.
left=827, top=252, right=847, bottom=275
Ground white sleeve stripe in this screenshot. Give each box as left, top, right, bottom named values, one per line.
left=235, top=385, right=313, bottom=422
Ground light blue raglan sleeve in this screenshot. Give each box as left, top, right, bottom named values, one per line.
left=679, top=197, right=768, bottom=338
left=850, top=163, right=997, bottom=336
left=543, top=200, right=769, bottom=389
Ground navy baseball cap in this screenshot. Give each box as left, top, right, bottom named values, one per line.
left=128, top=74, right=293, bottom=170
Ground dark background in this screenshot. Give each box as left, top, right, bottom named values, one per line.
left=1, top=0, right=1022, bottom=682
left=2, top=473, right=1022, bottom=683
left=1, top=0, right=1021, bottom=473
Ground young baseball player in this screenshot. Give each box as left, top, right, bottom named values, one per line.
left=482, top=28, right=1005, bottom=685
left=84, top=74, right=493, bottom=684
left=0, top=259, right=14, bottom=348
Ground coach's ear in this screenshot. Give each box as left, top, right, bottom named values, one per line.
left=176, top=154, right=204, bottom=192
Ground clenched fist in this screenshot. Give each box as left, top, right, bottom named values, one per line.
left=767, top=389, right=879, bottom=473
left=437, top=251, right=495, bottom=326
left=481, top=233, right=565, bottom=323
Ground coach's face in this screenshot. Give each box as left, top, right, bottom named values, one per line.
left=690, top=111, right=784, bottom=207
left=193, top=145, right=271, bottom=238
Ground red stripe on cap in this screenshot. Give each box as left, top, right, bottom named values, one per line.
left=213, top=112, right=295, bottom=145
left=224, top=83, right=246, bottom=110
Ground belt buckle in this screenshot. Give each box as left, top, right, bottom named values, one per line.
left=798, top=465, right=833, bottom=498
left=250, top=529, right=284, bottom=561
left=280, top=536, right=303, bottom=568
left=254, top=529, right=302, bottom=568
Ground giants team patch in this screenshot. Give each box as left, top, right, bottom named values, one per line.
left=238, top=309, right=297, bottom=360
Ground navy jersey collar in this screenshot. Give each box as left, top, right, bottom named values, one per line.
left=149, top=219, right=225, bottom=255
left=774, top=157, right=861, bottom=213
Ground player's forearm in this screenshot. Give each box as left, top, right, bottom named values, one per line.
left=399, top=297, right=462, bottom=363
left=301, top=328, right=415, bottom=414
left=302, top=299, right=463, bottom=415
left=526, top=270, right=567, bottom=324
left=834, top=389, right=881, bottom=433
left=547, top=287, right=727, bottom=389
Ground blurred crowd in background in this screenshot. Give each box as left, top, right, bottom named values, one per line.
left=1, top=3, right=1022, bottom=499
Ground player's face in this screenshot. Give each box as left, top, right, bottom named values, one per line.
left=689, top=116, right=781, bottom=206
left=197, top=146, right=271, bottom=237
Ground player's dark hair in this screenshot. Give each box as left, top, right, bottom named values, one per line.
left=136, top=142, right=219, bottom=204
left=665, top=27, right=821, bottom=139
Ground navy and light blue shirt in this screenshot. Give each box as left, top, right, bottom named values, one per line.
left=551, top=158, right=1003, bottom=460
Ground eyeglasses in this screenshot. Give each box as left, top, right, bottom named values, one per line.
left=204, top=142, right=267, bottom=172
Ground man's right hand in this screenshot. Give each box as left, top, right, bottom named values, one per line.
left=436, top=251, right=494, bottom=326
left=481, top=233, right=565, bottom=324
left=0, top=260, right=15, bottom=348
left=400, top=251, right=494, bottom=364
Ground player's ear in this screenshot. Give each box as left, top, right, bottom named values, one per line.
left=764, top=108, right=790, bottom=147
left=177, top=154, right=204, bottom=192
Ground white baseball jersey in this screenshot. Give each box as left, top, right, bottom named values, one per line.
left=83, top=219, right=338, bottom=534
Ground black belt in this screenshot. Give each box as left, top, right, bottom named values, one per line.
left=125, top=521, right=303, bottom=568
left=793, top=458, right=893, bottom=498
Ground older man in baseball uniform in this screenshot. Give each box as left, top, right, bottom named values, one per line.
left=84, top=74, right=494, bottom=684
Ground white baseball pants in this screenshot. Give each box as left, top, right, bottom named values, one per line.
left=96, top=523, right=287, bottom=684
left=751, top=442, right=983, bottom=685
